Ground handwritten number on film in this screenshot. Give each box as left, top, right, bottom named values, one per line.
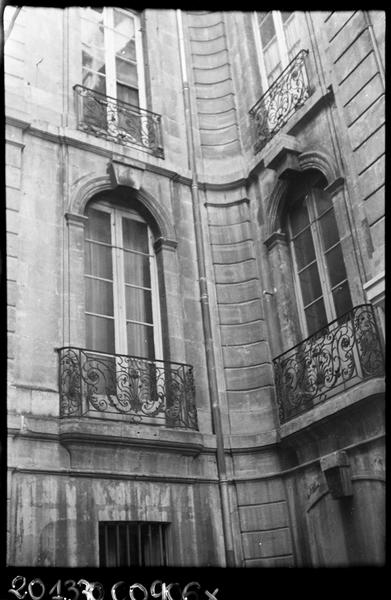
left=9, top=578, right=80, bottom=600
left=8, top=578, right=219, bottom=600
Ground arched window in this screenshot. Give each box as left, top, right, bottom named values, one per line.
left=286, top=178, right=353, bottom=337
left=84, top=195, right=162, bottom=360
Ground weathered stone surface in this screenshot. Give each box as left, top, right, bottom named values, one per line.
left=220, top=320, right=267, bottom=345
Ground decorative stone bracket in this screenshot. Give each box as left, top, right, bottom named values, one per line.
left=108, top=159, right=145, bottom=190
left=320, top=450, right=353, bottom=499
left=263, top=134, right=303, bottom=179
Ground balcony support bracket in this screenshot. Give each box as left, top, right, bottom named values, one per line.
left=320, top=450, right=353, bottom=499
left=263, top=134, right=303, bottom=180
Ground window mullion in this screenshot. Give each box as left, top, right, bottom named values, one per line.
left=288, top=220, right=308, bottom=338
left=308, top=195, right=335, bottom=322
left=134, top=12, right=146, bottom=109
left=149, top=228, right=162, bottom=361
left=252, top=12, right=269, bottom=94
left=104, top=8, right=116, bottom=98
left=273, top=11, right=289, bottom=69
left=112, top=210, right=127, bottom=354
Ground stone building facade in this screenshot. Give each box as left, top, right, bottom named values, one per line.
left=5, top=8, right=385, bottom=567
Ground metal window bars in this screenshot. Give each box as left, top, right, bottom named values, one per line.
left=57, top=347, right=198, bottom=430
left=74, top=84, right=164, bottom=158
left=273, top=304, right=385, bottom=424
left=249, top=49, right=311, bottom=154
left=99, top=521, right=168, bottom=567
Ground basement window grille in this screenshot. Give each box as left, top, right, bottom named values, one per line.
left=99, top=521, right=169, bottom=567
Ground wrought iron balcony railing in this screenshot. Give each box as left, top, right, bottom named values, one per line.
left=273, top=304, right=385, bottom=424
left=249, top=49, right=311, bottom=154
left=74, top=85, right=164, bottom=158
left=57, top=347, right=197, bottom=430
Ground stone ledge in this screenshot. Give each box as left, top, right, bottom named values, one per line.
left=58, top=417, right=204, bottom=456
left=279, top=377, right=385, bottom=439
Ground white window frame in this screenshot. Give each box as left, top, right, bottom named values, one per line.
left=288, top=190, right=351, bottom=338
left=81, top=7, right=146, bottom=109
left=252, top=11, right=301, bottom=93
left=85, top=200, right=162, bottom=361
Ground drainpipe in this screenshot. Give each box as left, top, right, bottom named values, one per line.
left=176, top=10, right=235, bottom=567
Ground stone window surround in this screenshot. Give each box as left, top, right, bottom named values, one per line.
left=263, top=144, right=365, bottom=357
left=64, top=160, right=186, bottom=368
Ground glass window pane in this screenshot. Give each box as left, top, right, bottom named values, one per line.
left=115, top=34, right=136, bottom=61
left=283, top=12, right=300, bottom=56
left=117, top=525, right=128, bottom=567
left=289, top=196, right=310, bottom=235
left=260, top=12, right=276, bottom=48
left=325, top=244, right=348, bottom=288
left=125, top=286, right=153, bottom=323
left=281, top=11, right=293, bottom=23
left=105, top=524, right=117, bottom=567
left=82, top=49, right=106, bottom=75
left=82, top=70, right=107, bottom=95
left=264, top=41, right=282, bottom=84
left=127, top=524, right=140, bottom=566
left=123, top=251, right=151, bottom=287
left=86, top=314, right=115, bottom=354
left=86, top=278, right=114, bottom=316
left=81, top=19, right=104, bottom=48
left=314, top=188, right=333, bottom=217
left=85, top=241, right=113, bottom=279
left=117, top=83, right=139, bottom=107
left=299, top=262, right=322, bottom=306
left=122, top=218, right=149, bottom=253
left=305, top=298, right=328, bottom=336
left=114, top=8, right=135, bottom=37
left=318, top=209, right=340, bottom=251
left=127, top=322, right=155, bottom=358
left=116, top=57, right=138, bottom=88
left=86, top=208, right=112, bottom=243
left=332, top=281, right=353, bottom=319
left=292, top=227, right=316, bottom=270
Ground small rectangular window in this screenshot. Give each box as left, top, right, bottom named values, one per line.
left=99, top=521, right=169, bottom=567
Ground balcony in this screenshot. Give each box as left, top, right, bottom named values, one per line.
left=74, top=85, right=164, bottom=158
left=273, top=305, right=385, bottom=424
left=57, top=347, right=198, bottom=430
left=249, top=49, right=311, bottom=154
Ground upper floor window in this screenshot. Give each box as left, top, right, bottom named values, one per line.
left=84, top=197, right=162, bottom=360
left=81, top=7, right=145, bottom=107
left=287, top=180, right=353, bottom=337
left=254, top=11, right=301, bottom=88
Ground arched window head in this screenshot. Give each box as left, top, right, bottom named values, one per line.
left=286, top=174, right=353, bottom=337
left=84, top=190, right=162, bottom=360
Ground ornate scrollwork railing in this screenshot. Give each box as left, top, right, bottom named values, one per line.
left=249, top=49, right=311, bottom=154
left=74, top=85, right=164, bottom=158
left=273, top=304, right=385, bottom=424
left=57, top=347, right=197, bottom=430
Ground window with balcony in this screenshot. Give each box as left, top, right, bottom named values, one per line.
left=99, top=521, right=169, bottom=567
left=255, top=11, right=302, bottom=88
left=250, top=11, right=311, bottom=153
left=75, top=7, right=163, bottom=156
left=271, top=173, right=384, bottom=423
left=81, top=7, right=145, bottom=108
left=288, top=182, right=352, bottom=338
left=58, top=190, right=197, bottom=429
left=84, top=198, right=162, bottom=360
